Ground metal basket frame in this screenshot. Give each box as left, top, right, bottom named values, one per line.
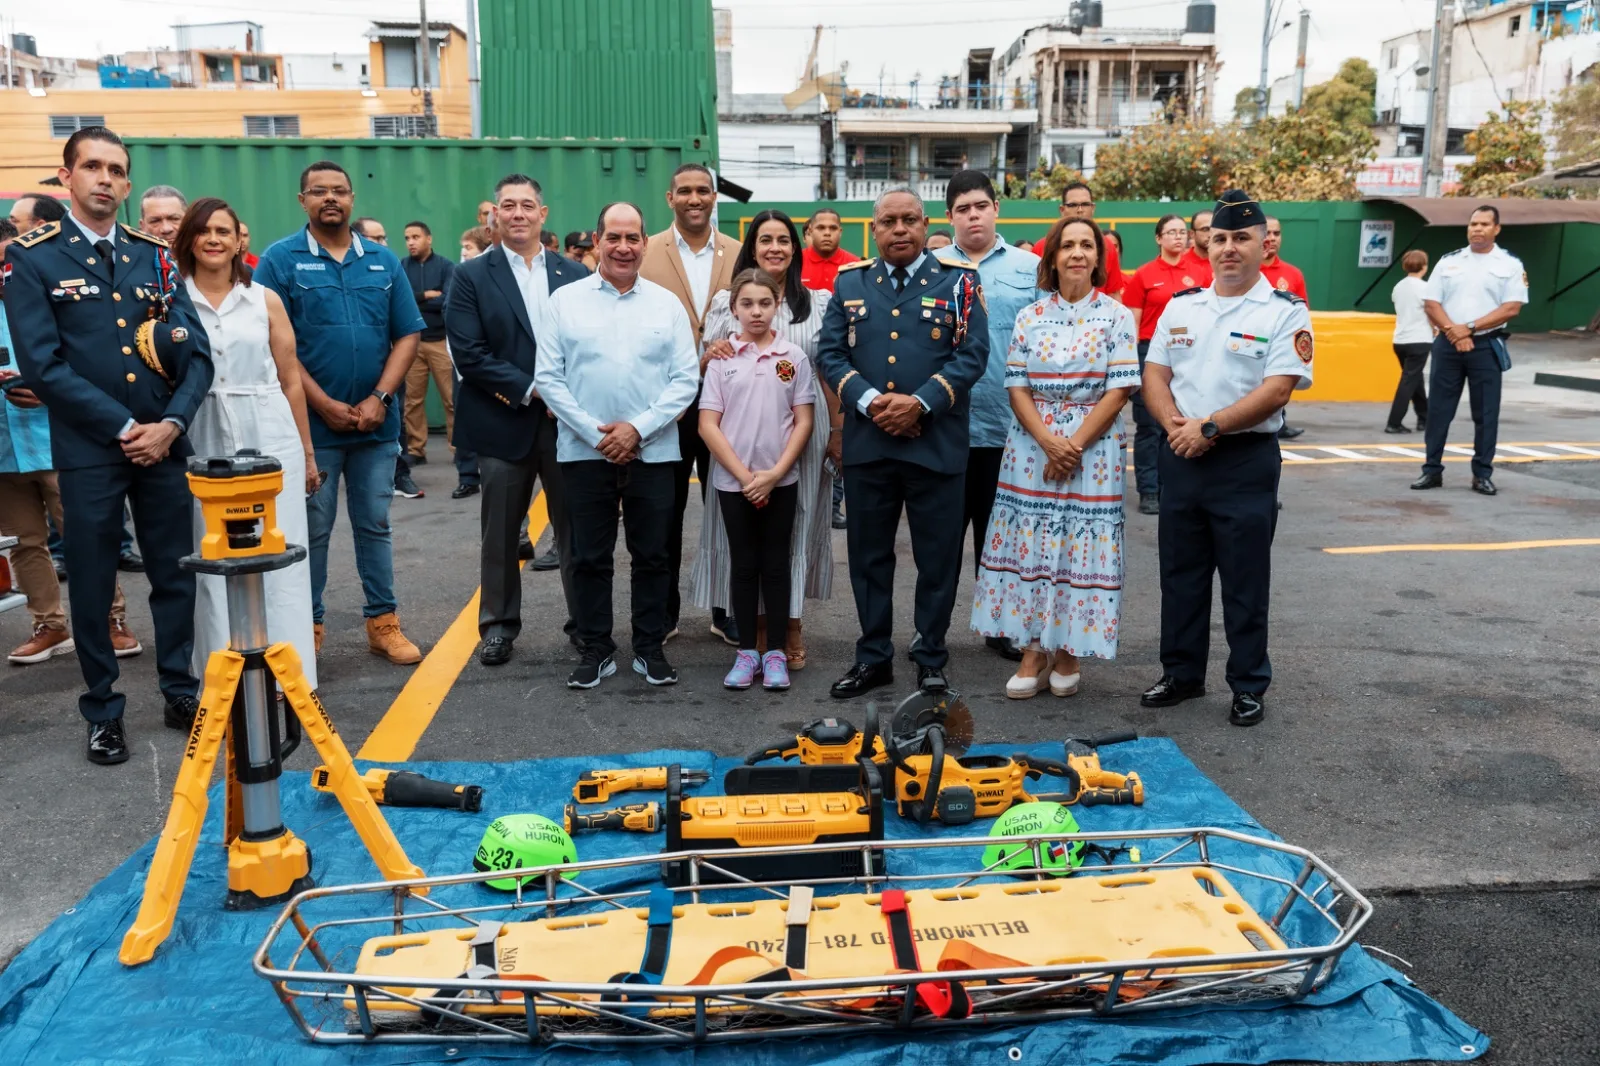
left=254, top=826, right=1372, bottom=1046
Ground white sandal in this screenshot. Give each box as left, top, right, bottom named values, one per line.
left=1048, top=670, right=1080, bottom=697
left=1006, top=649, right=1050, bottom=700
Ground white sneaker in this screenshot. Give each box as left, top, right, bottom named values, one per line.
left=1049, top=670, right=1081, bottom=697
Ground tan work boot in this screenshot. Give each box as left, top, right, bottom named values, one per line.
left=313, top=622, right=324, bottom=654
left=110, top=618, right=144, bottom=658
left=9, top=624, right=75, bottom=664
left=366, top=613, right=422, bottom=665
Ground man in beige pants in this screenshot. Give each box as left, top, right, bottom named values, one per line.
left=400, top=221, right=458, bottom=467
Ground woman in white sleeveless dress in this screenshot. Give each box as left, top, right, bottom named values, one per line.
left=176, top=198, right=321, bottom=688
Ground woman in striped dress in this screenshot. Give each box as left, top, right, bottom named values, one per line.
left=690, top=210, right=835, bottom=667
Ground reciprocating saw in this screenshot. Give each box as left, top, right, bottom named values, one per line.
left=1061, top=733, right=1145, bottom=806
left=572, top=766, right=710, bottom=804
left=311, top=767, right=484, bottom=812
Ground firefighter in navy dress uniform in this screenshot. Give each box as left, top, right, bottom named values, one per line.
left=815, top=186, right=989, bottom=697
left=1136, top=191, right=1312, bottom=728
left=5, top=127, right=213, bottom=765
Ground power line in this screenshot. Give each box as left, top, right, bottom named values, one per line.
left=1458, top=9, right=1506, bottom=107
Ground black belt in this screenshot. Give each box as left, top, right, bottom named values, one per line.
left=1211, top=431, right=1276, bottom=446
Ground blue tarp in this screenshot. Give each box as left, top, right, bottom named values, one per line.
left=0, top=739, right=1487, bottom=1064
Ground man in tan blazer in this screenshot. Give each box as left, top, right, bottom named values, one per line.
left=639, top=162, right=743, bottom=643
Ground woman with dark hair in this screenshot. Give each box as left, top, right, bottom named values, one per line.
left=177, top=197, right=320, bottom=686
left=970, top=217, right=1139, bottom=699
left=689, top=209, right=835, bottom=666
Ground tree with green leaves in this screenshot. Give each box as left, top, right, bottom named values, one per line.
left=1088, top=118, right=1251, bottom=201
left=1300, top=58, right=1377, bottom=128
left=1455, top=99, right=1545, bottom=197
left=1550, top=80, right=1600, bottom=169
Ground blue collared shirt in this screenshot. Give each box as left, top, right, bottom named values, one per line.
left=254, top=226, right=425, bottom=448
left=936, top=236, right=1044, bottom=447
left=0, top=300, right=55, bottom=473
left=534, top=273, right=700, bottom=464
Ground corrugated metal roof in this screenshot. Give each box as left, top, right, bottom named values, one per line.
left=1367, top=197, right=1600, bottom=225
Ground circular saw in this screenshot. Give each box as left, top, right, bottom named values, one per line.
left=886, top=688, right=974, bottom=756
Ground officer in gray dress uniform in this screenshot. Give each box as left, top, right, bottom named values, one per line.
left=815, top=186, right=989, bottom=698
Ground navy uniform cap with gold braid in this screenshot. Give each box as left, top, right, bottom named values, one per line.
left=1211, top=189, right=1265, bottom=231
left=133, top=318, right=198, bottom=385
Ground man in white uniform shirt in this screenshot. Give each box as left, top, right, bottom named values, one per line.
left=537, top=202, right=700, bottom=690
left=1410, top=205, right=1527, bottom=497
left=1139, top=191, right=1314, bottom=729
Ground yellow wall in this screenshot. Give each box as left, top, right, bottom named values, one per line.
left=1300, top=312, right=1400, bottom=403
left=366, top=29, right=470, bottom=92
left=0, top=87, right=470, bottom=190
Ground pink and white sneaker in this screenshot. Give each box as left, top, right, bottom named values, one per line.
left=761, top=650, right=791, bottom=691
left=724, top=649, right=761, bottom=690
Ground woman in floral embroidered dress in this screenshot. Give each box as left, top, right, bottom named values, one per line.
left=970, top=217, right=1140, bottom=699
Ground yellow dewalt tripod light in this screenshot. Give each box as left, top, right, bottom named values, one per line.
left=120, top=451, right=425, bottom=966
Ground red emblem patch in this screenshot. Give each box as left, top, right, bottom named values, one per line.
left=774, top=359, right=796, bottom=383
left=1293, top=329, right=1314, bottom=364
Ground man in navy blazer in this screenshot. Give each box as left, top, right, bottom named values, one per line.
left=444, top=174, right=587, bottom=666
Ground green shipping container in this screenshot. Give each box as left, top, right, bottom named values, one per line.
left=122, top=136, right=711, bottom=428
left=479, top=0, right=718, bottom=154
left=720, top=199, right=1600, bottom=333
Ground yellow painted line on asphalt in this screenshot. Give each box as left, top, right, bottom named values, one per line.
left=357, top=492, right=550, bottom=762
left=1282, top=453, right=1600, bottom=466
left=1280, top=441, right=1600, bottom=465
left=1325, top=538, right=1600, bottom=556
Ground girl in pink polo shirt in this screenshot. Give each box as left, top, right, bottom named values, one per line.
left=699, top=269, right=816, bottom=690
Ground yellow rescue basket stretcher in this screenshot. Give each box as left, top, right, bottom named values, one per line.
left=254, top=827, right=1372, bottom=1047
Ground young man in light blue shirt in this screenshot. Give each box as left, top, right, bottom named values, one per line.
left=935, top=171, right=1044, bottom=663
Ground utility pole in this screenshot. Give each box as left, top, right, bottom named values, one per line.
left=1421, top=0, right=1454, bottom=196
left=1291, top=8, right=1310, bottom=109
left=418, top=0, right=435, bottom=135
left=465, top=0, right=481, bottom=138
left=1256, top=0, right=1273, bottom=119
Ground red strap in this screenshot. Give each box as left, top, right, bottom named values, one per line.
left=877, top=890, right=971, bottom=1020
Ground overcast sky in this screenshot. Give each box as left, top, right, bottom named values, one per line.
left=9, top=0, right=1439, bottom=119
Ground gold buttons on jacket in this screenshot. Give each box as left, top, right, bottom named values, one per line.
left=889, top=331, right=899, bottom=340
left=122, top=346, right=133, bottom=355
left=888, top=356, right=897, bottom=364
left=117, top=318, right=127, bottom=328
left=126, top=373, right=137, bottom=382
left=112, top=292, right=122, bottom=302
left=891, top=309, right=900, bottom=317
left=887, top=382, right=896, bottom=390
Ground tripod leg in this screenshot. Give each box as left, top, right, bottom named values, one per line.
left=265, top=643, right=426, bottom=888
left=119, top=650, right=244, bottom=966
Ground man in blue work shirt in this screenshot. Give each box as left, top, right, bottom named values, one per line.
left=255, top=161, right=427, bottom=666
left=936, top=170, right=1043, bottom=664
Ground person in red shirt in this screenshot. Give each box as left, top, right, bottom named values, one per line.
left=1120, top=214, right=1202, bottom=514
left=799, top=208, right=858, bottom=292
left=1261, top=216, right=1308, bottom=439
left=1179, top=209, right=1212, bottom=281
left=1059, top=181, right=1124, bottom=299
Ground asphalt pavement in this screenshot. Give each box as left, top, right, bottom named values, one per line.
left=3, top=333, right=1598, bottom=1064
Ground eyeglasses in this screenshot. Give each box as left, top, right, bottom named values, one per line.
left=304, top=186, right=353, bottom=199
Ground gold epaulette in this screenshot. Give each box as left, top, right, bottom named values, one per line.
left=120, top=223, right=168, bottom=248
left=14, top=221, right=60, bottom=249
left=941, top=257, right=979, bottom=270
left=837, top=258, right=875, bottom=273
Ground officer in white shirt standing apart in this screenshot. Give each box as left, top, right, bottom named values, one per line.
left=1410, top=205, right=1527, bottom=497
left=1138, top=191, right=1313, bottom=729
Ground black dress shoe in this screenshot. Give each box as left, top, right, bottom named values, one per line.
left=163, top=693, right=200, bottom=730
left=916, top=664, right=949, bottom=692
left=1230, top=691, right=1266, bottom=727
left=1410, top=472, right=1443, bottom=490
left=984, top=636, right=1024, bottom=662
left=1140, top=675, right=1204, bottom=708
left=831, top=507, right=847, bottom=530
left=517, top=536, right=535, bottom=560
left=87, top=718, right=130, bottom=765
left=54, top=558, right=68, bottom=581
left=1471, top=477, right=1497, bottom=496
left=531, top=548, right=561, bottom=572
left=1138, top=493, right=1159, bottom=515
left=1277, top=423, right=1305, bottom=440
left=831, top=661, right=894, bottom=699
left=451, top=483, right=480, bottom=499
left=479, top=636, right=513, bottom=666
left=1384, top=424, right=1411, bottom=434
left=118, top=550, right=145, bottom=573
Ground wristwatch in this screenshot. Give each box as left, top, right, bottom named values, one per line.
left=371, top=389, right=394, bottom=409
left=1465, top=320, right=1477, bottom=333
left=1200, top=419, right=1220, bottom=440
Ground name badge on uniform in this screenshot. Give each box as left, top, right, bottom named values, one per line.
left=295, top=262, right=326, bottom=271
left=368, top=264, right=386, bottom=271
